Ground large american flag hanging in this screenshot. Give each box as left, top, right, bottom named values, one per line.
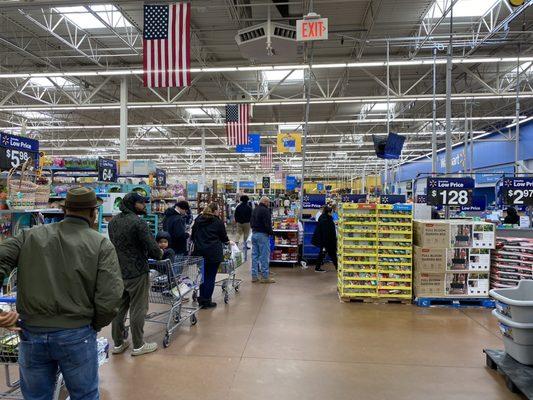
left=261, top=146, right=273, bottom=169
left=226, top=104, right=249, bottom=146
left=143, top=3, right=191, bottom=88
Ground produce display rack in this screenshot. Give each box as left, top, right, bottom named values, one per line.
left=337, top=203, right=413, bottom=303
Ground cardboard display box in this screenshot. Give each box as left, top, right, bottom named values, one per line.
left=414, top=220, right=495, bottom=249
left=414, top=246, right=490, bottom=273
left=414, top=272, right=489, bottom=298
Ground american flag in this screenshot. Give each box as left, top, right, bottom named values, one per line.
left=261, top=146, right=273, bottom=169
left=226, top=104, right=249, bottom=146
left=143, top=3, right=191, bottom=88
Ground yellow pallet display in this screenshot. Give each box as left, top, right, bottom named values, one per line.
left=338, top=203, right=414, bottom=302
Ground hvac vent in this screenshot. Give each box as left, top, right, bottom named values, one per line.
left=235, top=22, right=299, bottom=62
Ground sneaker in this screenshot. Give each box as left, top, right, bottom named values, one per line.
left=260, top=277, right=276, bottom=284
left=252, top=277, right=259, bottom=283
left=131, top=342, right=158, bottom=357
left=315, top=267, right=327, bottom=273
left=300, top=261, right=308, bottom=269
left=111, top=341, right=130, bottom=355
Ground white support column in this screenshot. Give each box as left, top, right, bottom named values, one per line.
left=120, top=77, right=128, bottom=160
left=445, top=6, right=453, bottom=174
left=431, top=47, right=437, bottom=174
left=200, top=128, right=206, bottom=192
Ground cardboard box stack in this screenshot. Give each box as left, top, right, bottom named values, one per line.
left=413, top=220, right=495, bottom=298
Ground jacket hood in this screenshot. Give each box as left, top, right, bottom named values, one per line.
left=120, top=193, right=138, bottom=214
left=195, top=214, right=217, bottom=227
left=164, top=207, right=179, bottom=217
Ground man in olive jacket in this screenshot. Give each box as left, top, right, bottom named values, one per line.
left=108, top=192, right=162, bottom=357
left=0, top=187, right=123, bottom=400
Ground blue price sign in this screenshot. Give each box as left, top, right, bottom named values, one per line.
left=502, top=177, right=533, bottom=206
left=0, top=132, right=40, bottom=169
left=302, top=194, right=326, bottom=209
left=427, top=177, right=474, bottom=206
left=155, top=168, right=166, bottom=187
left=98, top=158, right=117, bottom=182
left=341, top=194, right=367, bottom=203
left=236, top=134, right=260, bottom=153
left=380, top=194, right=406, bottom=204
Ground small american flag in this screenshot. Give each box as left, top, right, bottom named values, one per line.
left=261, top=146, right=273, bottom=169
left=226, top=104, right=249, bottom=146
left=143, top=3, right=191, bottom=88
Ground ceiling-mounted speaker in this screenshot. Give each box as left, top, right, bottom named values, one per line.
left=235, top=22, right=298, bottom=62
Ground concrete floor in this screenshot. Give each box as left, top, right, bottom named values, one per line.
left=95, top=263, right=520, bottom=400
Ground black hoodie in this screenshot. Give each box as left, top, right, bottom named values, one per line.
left=191, top=214, right=229, bottom=264
left=162, top=207, right=189, bottom=255
left=108, top=193, right=162, bottom=279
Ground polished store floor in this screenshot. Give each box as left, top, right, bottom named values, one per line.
left=95, top=262, right=518, bottom=400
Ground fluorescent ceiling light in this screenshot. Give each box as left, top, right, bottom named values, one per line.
left=365, top=102, right=396, bottom=113
left=279, top=123, right=302, bottom=131
left=55, top=5, right=132, bottom=30
left=185, top=107, right=221, bottom=118
left=16, top=111, right=53, bottom=120
left=425, top=0, right=499, bottom=19
left=28, top=77, right=76, bottom=89
left=263, top=70, right=304, bottom=82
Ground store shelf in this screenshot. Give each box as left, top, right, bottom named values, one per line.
left=274, top=244, right=298, bottom=248
left=273, top=229, right=298, bottom=233
left=270, top=259, right=298, bottom=263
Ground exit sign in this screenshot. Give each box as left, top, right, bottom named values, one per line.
left=296, top=17, right=328, bottom=41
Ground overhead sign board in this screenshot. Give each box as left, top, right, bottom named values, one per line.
left=262, top=176, right=270, bottom=189
left=302, top=194, right=326, bottom=209
left=296, top=17, right=328, bottom=41
left=380, top=194, right=406, bottom=204
left=236, top=133, right=261, bottom=153
left=98, top=158, right=118, bottom=182
left=426, top=177, right=475, bottom=207
left=286, top=175, right=298, bottom=191
left=0, top=132, right=40, bottom=170
left=341, top=194, right=367, bottom=203
left=155, top=168, right=167, bottom=187
left=277, top=133, right=302, bottom=153
left=476, top=164, right=515, bottom=185
left=502, top=177, right=533, bottom=206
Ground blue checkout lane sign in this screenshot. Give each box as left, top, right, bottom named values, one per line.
left=236, top=134, right=260, bottom=153
left=302, top=194, right=326, bottom=209
left=0, top=132, right=40, bottom=169
left=341, top=194, right=367, bottom=203
left=286, top=176, right=298, bottom=191
left=380, top=194, right=406, bottom=204
left=426, top=177, right=474, bottom=206
left=98, top=158, right=117, bottom=182
left=502, top=177, right=533, bottom=206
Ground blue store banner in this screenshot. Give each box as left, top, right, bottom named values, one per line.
left=285, top=176, right=298, bottom=190
left=235, top=181, right=255, bottom=189
left=341, top=194, right=367, bottom=203
left=236, top=134, right=260, bottom=153
left=476, top=164, right=515, bottom=185
left=502, top=177, right=533, bottom=206
left=380, top=194, right=406, bottom=204
left=317, top=182, right=324, bottom=191
left=302, top=194, right=326, bottom=209
left=460, top=195, right=487, bottom=211
left=0, top=132, right=40, bottom=169
left=427, top=177, right=475, bottom=206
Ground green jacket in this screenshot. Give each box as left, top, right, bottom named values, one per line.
left=0, top=216, right=124, bottom=331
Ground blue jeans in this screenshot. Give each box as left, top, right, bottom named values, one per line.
left=19, top=325, right=99, bottom=400
left=251, top=232, right=271, bottom=279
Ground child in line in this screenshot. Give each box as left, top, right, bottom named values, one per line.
left=156, top=231, right=176, bottom=263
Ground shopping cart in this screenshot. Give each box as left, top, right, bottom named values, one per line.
left=0, top=270, right=109, bottom=400
left=145, top=256, right=203, bottom=348
left=216, top=245, right=243, bottom=304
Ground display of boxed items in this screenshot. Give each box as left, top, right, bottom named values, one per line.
left=414, top=220, right=495, bottom=249
left=414, top=272, right=489, bottom=297
left=472, top=222, right=496, bottom=248
left=491, top=238, right=533, bottom=289
left=271, top=217, right=299, bottom=264
left=414, top=246, right=490, bottom=272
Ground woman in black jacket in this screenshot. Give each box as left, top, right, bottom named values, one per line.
left=191, top=202, right=230, bottom=308
left=503, top=206, right=520, bottom=225
left=312, top=205, right=338, bottom=273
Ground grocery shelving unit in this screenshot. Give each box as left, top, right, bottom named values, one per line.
left=338, top=203, right=413, bottom=303
left=271, top=218, right=299, bottom=265
left=376, top=204, right=413, bottom=300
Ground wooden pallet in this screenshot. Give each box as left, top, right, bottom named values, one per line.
left=339, top=296, right=411, bottom=305
left=484, top=349, right=533, bottom=399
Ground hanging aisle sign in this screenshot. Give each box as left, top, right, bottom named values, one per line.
left=262, top=176, right=270, bottom=189
left=302, top=194, right=326, bottom=209
left=277, top=133, right=302, bottom=153
left=426, top=177, right=474, bottom=206
left=98, top=158, right=117, bottom=182
left=502, top=177, right=533, bottom=206
left=380, top=194, right=406, bottom=204
left=0, top=132, right=40, bottom=170
left=236, top=134, right=261, bottom=153
left=155, top=169, right=167, bottom=187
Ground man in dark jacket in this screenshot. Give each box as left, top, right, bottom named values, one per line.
left=250, top=196, right=274, bottom=283
left=312, top=205, right=338, bottom=272
left=0, top=187, right=123, bottom=399
left=234, top=195, right=252, bottom=249
left=108, top=192, right=162, bottom=357
left=163, top=200, right=190, bottom=256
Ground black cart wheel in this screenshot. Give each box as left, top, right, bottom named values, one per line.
left=486, top=354, right=497, bottom=370
left=163, top=334, right=170, bottom=348
left=190, top=314, right=198, bottom=326
left=234, top=285, right=240, bottom=293
left=173, top=313, right=181, bottom=323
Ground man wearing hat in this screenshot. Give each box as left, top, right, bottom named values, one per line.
left=108, top=192, right=162, bottom=357
left=0, top=187, right=124, bottom=399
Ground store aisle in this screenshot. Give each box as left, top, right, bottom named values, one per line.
left=98, top=265, right=519, bottom=400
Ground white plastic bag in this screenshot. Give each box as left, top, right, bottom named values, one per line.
left=230, top=242, right=241, bottom=260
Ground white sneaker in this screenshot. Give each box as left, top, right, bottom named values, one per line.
left=131, top=342, right=158, bottom=356
left=300, top=261, right=308, bottom=269
left=111, top=341, right=130, bottom=355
